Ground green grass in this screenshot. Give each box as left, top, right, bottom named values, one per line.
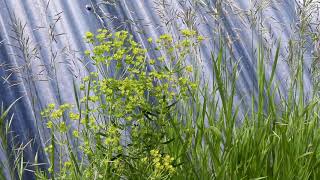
left=35, top=28, right=320, bottom=179
left=2, top=26, right=320, bottom=179
left=0, top=97, right=24, bottom=179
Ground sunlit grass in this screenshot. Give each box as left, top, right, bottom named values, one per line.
left=25, top=29, right=320, bottom=179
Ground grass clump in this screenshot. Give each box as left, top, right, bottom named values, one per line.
left=10, top=27, right=320, bottom=179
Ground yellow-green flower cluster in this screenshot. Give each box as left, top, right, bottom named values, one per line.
left=88, top=117, right=98, bottom=130
left=59, top=121, right=67, bottom=133
left=72, top=130, right=79, bottom=138
left=44, top=144, right=54, bottom=153
left=181, top=28, right=205, bottom=42
left=46, top=121, right=53, bottom=129
left=80, top=140, right=93, bottom=156
left=159, top=34, right=173, bottom=42
left=51, top=109, right=63, bottom=119
left=40, top=103, right=55, bottom=117
left=82, top=29, right=200, bottom=124
left=150, top=149, right=175, bottom=174
left=41, top=103, right=73, bottom=120
left=104, top=125, right=122, bottom=153
left=181, top=29, right=196, bottom=37
left=60, top=103, right=72, bottom=110
left=41, top=103, right=76, bottom=134
left=64, top=161, right=72, bottom=168
left=85, top=32, right=94, bottom=43
left=69, top=112, right=80, bottom=120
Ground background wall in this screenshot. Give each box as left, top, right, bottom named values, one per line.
left=0, top=0, right=319, bottom=179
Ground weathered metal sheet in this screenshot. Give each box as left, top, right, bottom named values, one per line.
left=0, top=0, right=319, bottom=179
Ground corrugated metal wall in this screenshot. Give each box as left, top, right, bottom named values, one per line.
left=0, top=0, right=319, bottom=179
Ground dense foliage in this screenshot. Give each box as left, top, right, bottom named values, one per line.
left=2, top=26, right=320, bottom=179
left=38, top=29, right=203, bottom=179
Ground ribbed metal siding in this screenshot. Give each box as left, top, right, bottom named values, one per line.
left=0, top=0, right=319, bottom=179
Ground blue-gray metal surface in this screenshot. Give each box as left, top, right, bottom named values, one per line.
left=0, top=0, right=319, bottom=179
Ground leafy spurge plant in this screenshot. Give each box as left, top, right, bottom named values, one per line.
left=39, top=28, right=202, bottom=179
